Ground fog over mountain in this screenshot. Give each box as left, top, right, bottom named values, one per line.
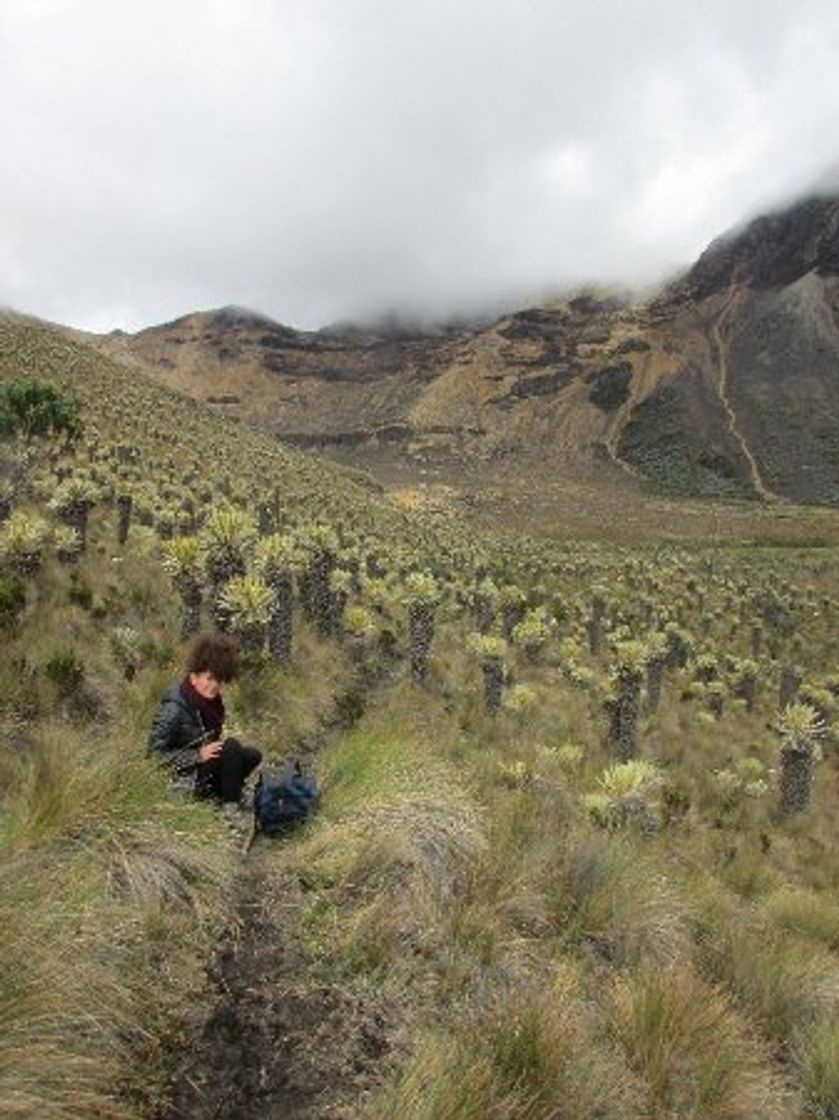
left=2, top=0, right=839, bottom=332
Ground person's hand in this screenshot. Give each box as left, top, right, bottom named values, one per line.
left=199, top=739, right=223, bottom=762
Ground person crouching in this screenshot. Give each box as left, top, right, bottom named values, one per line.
left=148, top=632, right=262, bottom=820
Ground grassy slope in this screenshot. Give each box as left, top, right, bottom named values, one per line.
left=2, top=313, right=839, bottom=1117
left=281, top=614, right=839, bottom=1119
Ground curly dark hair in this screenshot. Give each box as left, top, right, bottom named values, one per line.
left=186, top=632, right=240, bottom=682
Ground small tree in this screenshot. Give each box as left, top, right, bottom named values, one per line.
left=343, top=604, right=377, bottom=666
left=511, top=608, right=552, bottom=663
left=110, top=626, right=144, bottom=681
left=200, top=506, right=257, bottom=630
left=499, top=583, right=526, bottom=641
left=54, top=525, right=82, bottom=566
left=778, top=662, right=802, bottom=710
left=328, top=568, right=352, bottom=640
left=162, top=536, right=205, bottom=639
left=298, top=523, right=339, bottom=636
left=732, top=659, right=759, bottom=712
left=583, top=759, right=662, bottom=835
left=0, top=378, right=81, bottom=441
left=467, top=633, right=507, bottom=716
left=404, top=571, right=439, bottom=684
left=777, top=703, right=823, bottom=816
left=706, top=681, right=725, bottom=720
left=0, top=480, right=12, bottom=523
left=643, top=632, right=668, bottom=714
left=116, top=492, right=133, bottom=546
left=0, top=510, right=50, bottom=576
left=607, top=641, right=646, bottom=762
left=473, top=576, right=499, bottom=634
left=48, top=477, right=99, bottom=553
left=664, top=623, right=692, bottom=669
left=586, top=590, right=607, bottom=655
left=220, top=575, right=275, bottom=653
left=255, top=533, right=301, bottom=665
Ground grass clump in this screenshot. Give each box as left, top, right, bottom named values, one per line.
left=608, top=964, right=790, bottom=1118
left=794, top=1014, right=839, bottom=1119
left=286, top=689, right=486, bottom=980
left=367, top=967, right=644, bottom=1120
left=695, top=888, right=839, bottom=1045
left=551, top=834, right=693, bottom=967
left=763, top=886, right=839, bottom=950
left=0, top=712, right=236, bottom=1115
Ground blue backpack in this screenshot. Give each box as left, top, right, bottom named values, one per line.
left=254, top=763, right=319, bottom=837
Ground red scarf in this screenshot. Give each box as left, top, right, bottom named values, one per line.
left=180, top=677, right=225, bottom=742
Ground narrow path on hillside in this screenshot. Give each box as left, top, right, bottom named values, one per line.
left=709, top=285, right=778, bottom=502
left=157, top=663, right=403, bottom=1120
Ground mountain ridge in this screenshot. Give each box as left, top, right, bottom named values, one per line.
left=63, top=190, right=839, bottom=507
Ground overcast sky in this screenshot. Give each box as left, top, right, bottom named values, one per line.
left=2, top=0, right=839, bottom=332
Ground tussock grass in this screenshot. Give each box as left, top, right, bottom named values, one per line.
left=0, top=851, right=139, bottom=1119
left=550, top=833, right=694, bottom=966
left=763, top=885, right=839, bottom=949
left=366, top=966, right=644, bottom=1120
left=717, top=838, right=786, bottom=898
left=607, top=964, right=792, bottom=1119
left=286, top=689, right=487, bottom=979
left=103, top=822, right=231, bottom=913
left=228, top=625, right=353, bottom=758
left=1, top=722, right=117, bottom=848
left=695, top=886, right=839, bottom=1044
left=360, top=1030, right=497, bottom=1120
left=0, top=737, right=235, bottom=1116
left=794, top=1014, right=839, bottom=1118
left=0, top=586, right=237, bottom=1115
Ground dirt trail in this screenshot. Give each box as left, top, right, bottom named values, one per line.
left=157, top=669, right=403, bottom=1120
left=709, top=286, right=778, bottom=502
left=159, top=852, right=400, bottom=1120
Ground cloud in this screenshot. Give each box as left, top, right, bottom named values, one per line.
left=1, top=0, right=839, bottom=330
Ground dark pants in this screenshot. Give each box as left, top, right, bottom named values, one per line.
left=196, top=738, right=262, bottom=803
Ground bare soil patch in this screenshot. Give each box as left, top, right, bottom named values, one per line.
left=157, top=846, right=404, bottom=1120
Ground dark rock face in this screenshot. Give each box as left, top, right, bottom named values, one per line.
left=258, top=329, right=300, bottom=349
left=490, top=368, right=575, bottom=408
left=613, top=337, right=651, bottom=355
left=499, top=307, right=569, bottom=341
left=663, top=194, right=839, bottom=304
left=587, top=363, right=632, bottom=411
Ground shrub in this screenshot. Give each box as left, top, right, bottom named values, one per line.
left=68, top=571, right=94, bottom=610
left=0, top=573, right=26, bottom=627
left=44, top=649, right=85, bottom=696
left=584, top=760, right=662, bottom=834
left=0, top=510, right=50, bottom=575
left=0, top=378, right=81, bottom=440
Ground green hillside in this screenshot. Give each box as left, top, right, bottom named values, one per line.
left=3, top=312, right=839, bottom=1119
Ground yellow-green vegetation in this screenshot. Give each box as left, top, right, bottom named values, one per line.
left=3, top=312, right=839, bottom=1117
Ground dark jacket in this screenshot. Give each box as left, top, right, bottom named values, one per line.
left=147, top=683, right=211, bottom=778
